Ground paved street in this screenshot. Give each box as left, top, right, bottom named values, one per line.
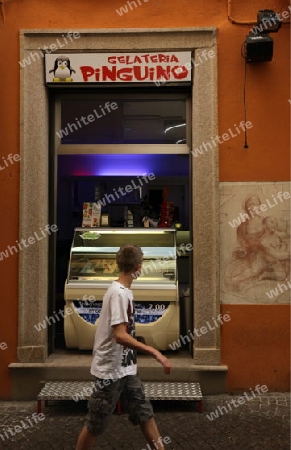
left=0, top=393, right=290, bottom=450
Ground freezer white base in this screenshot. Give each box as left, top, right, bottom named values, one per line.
left=64, top=300, right=180, bottom=351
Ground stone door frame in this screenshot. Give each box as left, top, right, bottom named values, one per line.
left=18, top=28, right=220, bottom=365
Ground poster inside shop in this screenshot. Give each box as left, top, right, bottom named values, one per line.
left=74, top=300, right=170, bottom=325
left=73, top=300, right=103, bottom=325
left=135, top=302, right=170, bottom=324
left=45, top=52, right=192, bottom=84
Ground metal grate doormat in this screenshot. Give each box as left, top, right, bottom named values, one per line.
left=143, top=381, right=202, bottom=401
left=37, top=380, right=203, bottom=413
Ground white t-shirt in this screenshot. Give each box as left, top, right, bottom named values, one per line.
left=90, top=281, right=137, bottom=379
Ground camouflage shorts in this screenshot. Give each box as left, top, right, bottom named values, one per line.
left=85, top=375, right=154, bottom=436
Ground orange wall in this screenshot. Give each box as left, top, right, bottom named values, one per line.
left=0, top=0, right=289, bottom=398
left=221, top=305, right=290, bottom=391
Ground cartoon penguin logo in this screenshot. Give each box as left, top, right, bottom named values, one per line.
left=49, top=56, right=76, bottom=82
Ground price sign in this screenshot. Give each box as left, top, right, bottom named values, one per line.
left=135, top=302, right=170, bottom=324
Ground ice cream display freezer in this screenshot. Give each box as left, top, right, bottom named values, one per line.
left=64, top=228, right=179, bottom=350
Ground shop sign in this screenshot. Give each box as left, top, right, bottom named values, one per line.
left=45, top=52, right=191, bottom=84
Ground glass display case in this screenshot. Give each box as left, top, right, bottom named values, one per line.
left=64, top=228, right=180, bottom=350
left=68, top=228, right=176, bottom=282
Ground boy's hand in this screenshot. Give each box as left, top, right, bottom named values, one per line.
left=151, top=348, right=171, bottom=374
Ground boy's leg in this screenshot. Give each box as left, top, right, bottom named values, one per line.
left=140, top=417, right=165, bottom=450
left=121, top=375, right=165, bottom=450
left=76, top=377, right=125, bottom=450
left=76, top=426, right=96, bottom=450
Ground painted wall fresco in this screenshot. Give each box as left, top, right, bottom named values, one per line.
left=220, top=182, right=291, bottom=304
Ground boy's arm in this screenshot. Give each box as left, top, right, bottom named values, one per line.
left=112, top=323, right=171, bottom=374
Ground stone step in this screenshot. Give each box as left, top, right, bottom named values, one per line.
left=10, top=353, right=227, bottom=400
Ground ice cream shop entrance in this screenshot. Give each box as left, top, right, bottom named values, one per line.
left=14, top=29, right=224, bottom=400
left=49, top=87, right=193, bottom=354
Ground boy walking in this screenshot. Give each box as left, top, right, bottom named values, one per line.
left=76, top=244, right=171, bottom=450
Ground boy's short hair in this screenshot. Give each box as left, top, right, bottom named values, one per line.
left=116, top=245, right=143, bottom=273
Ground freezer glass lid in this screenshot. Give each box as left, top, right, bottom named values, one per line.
left=72, top=246, right=175, bottom=258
